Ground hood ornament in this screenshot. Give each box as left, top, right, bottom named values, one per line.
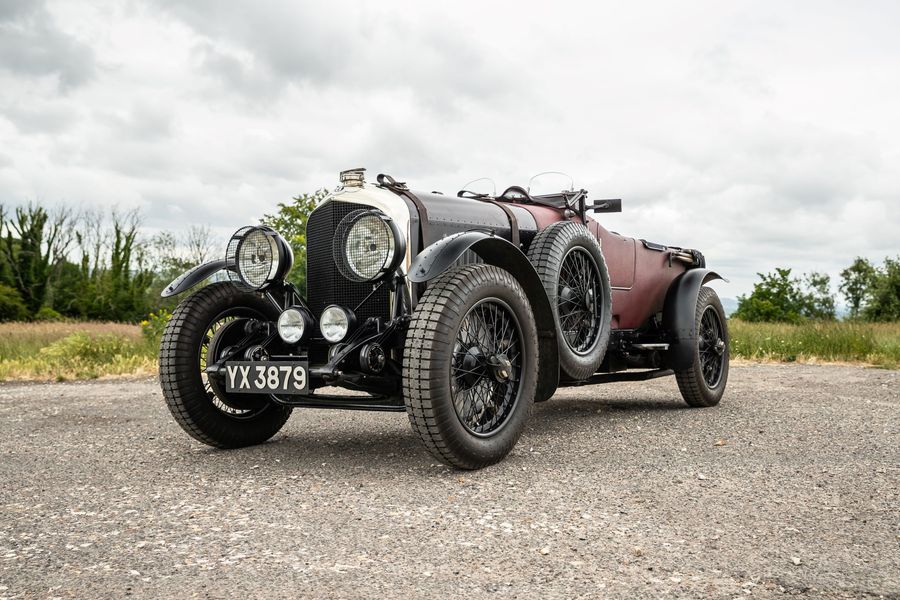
left=339, top=167, right=366, bottom=188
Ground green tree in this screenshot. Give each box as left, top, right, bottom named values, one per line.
left=106, top=215, right=154, bottom=321
left=862, top=256, right=900, bottom=322
left=0, top=283, right=28, bottom=321
left=800, top=272, right=836, bottom=320
left=0, top=215, right=10, bottom=287
left=46, top=260, right=87, bottom=317
left=839, top=257, right=877, bottom=319
left=260, top=189, right=329, bottom=298
left=734, top=268, right=806, bottom=323
left=0, top=204, right=74, bottom=318
left=144, top=230, right=190, bottom=310
left=49, top=210, right=156, bottom=322
left=734, top=268, right=836, bottom=323
left=0, top=204, right=50, bottom=316
left=85, top=212, right=154, bottom=322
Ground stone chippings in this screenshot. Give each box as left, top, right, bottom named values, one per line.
left=0, top=363, right=897, bottom=598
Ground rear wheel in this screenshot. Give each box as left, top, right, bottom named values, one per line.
left=159, top=282, right=292, bottom=448
left=675, top=286, right=729, bottom=407
left=403, top=264, right=539, bottom=469
left=527, top=221, right=612, bottom=380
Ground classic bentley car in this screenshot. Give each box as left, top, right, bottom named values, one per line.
left=159, top=168, right=729, bottom=469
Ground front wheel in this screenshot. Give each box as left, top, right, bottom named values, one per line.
left=675, top=286, right=729, bottom=407
left=403, top=265, right=539, bottom=469
left=159, top=282, right=292, bottom=448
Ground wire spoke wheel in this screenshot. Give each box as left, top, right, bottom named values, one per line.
left=403, top=264, right=539, bottom=469
left=558, top=247, right=602, bottom=355
left=199, top=311, right=270, bottom=419
left=674, top=286, right=729, bottom=408
left=526, top=221, right=612, bottom=381
left=697, top=305, right=726, bottom=388
left=450, top=298, right=523, bottom=436
left=159, top=283, right=292, bottom=449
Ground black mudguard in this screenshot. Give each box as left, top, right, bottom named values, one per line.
left=161, top=259, right=227, bottom=298
left=662, top=268, right=728, bottom=371
left=409, top=230, right=559, bottom=403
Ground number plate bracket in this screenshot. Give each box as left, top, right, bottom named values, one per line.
left=224, top=361, right=309, bottom=394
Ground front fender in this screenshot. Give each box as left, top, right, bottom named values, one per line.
left=409, top=230, right=495, bottom=283
left=161, top=259, right=227, bottom=298
left=662, top=268, right=728, bottom=371
left=409, top=230, right=559, bottom=402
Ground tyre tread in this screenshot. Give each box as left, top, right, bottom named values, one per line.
left=675, top=286, right=729, bottom=407
left=159, top=283, right=291, bottom=448
left=526, top=221, right=612, bottom=380
left=403, top=264, right=537, bottom=469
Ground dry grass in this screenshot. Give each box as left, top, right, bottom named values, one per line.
left=2, top=318, right=898, bottom=382
left=0, top=321, right=155, bottom=381
left=729, top=320, right=900, bottom=369
left=0, top=321, right=143, bottom=359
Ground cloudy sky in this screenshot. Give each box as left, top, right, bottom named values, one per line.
left=1, top=0, right=898, bottom=298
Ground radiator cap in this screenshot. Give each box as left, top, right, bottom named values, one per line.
left=339, top=167, right=366, bottom=188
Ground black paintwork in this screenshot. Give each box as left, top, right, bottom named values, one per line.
left=405, top=190, right=538, bottom=249
left=162, top=259, right=227, bottom=298
left=662, top=268, right=727, bottom=371
left=407, top=230, right=559, bottom=403
left=408, top=230, right=496, bottom=283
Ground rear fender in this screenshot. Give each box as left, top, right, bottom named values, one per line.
left=409, top=230, right=559, bottom=402
left=662, top=269, right=728, bottom=370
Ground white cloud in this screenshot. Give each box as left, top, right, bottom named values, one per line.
left=0, top=0, right=96, bottom=90
left=0, top=0, right=898, bottom=298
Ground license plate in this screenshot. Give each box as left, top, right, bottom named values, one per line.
left=224, top=361, right=308, bottom=394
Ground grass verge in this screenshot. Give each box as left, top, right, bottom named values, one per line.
left=1, top=319, right=898, bottom=382
left=729, top=319, right=900, bottom=369
left=0, top=322, right=157, bottom=381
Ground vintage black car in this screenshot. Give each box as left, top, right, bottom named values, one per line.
left=159, top=169, right=729, bottom=469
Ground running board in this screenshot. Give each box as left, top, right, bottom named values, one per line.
left=272, top=393, right=406, bottom=412
left=573, top=369, right=675, bottom=386
left=631, top=343, right=670, bottom=351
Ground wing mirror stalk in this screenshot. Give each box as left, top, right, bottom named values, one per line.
left=588, top=199, right=622, bottom=213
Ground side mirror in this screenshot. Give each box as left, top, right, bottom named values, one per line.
left=588, top=198, right=622, bottom=213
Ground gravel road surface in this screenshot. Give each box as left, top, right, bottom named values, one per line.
left=1, top=364, right=898, bottom=599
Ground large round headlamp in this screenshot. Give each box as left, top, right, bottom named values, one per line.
left=332, top=209, right=405, bottom=282
left=225, top=226, right=293, bottom=291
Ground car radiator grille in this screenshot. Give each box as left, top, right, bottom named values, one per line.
left=306, top=200, right=391, bottom=325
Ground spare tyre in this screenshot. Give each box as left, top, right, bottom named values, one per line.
left=526, top=221, right=612, bottom=380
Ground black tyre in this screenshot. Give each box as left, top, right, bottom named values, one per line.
left=403, top=264, right=539, bottom=470
left=527, top=221, right=612, bottom=380
left=159, top=282, right=292, bottom=448
left=675, top=286, right=729, bottom=407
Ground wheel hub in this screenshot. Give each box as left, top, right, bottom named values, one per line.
left=459, top=346, right=486, bottom=387
left=487, top=354, right=512, bottom=382
left=204, top=317, right=269, bottom=413
left=557, top=247, right=603, bottom=355
left=698, top=305, right=726, bottom=389
left=450, top=297, right=524, bottom=437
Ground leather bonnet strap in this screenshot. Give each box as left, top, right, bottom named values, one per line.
left=377, top=174, right=430, bottom=251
